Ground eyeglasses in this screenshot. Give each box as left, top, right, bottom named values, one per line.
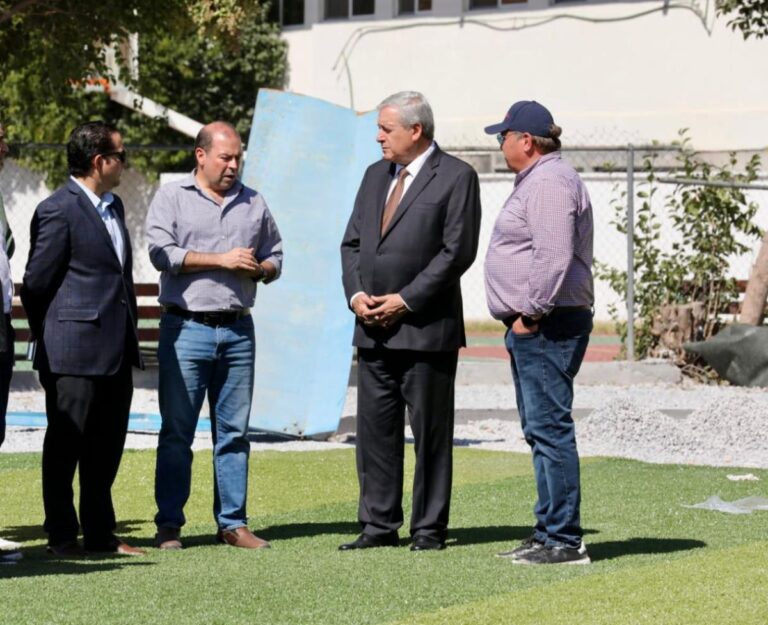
left=101, top=150, right=127, bottom=163
left=496, top=131, right=527, bottom=148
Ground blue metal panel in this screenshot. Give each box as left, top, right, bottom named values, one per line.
left=242, top=90, right=380, bottom=436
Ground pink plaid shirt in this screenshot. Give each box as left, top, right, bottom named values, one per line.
left=484, top=152, right=593, bottom=319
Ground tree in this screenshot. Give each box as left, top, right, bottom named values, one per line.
left=0, top=0, right=286, bottom=182
left=595, top=131, right=762, bottom=368
left=717, top=0, right=768, bottom=39
left=0, top=1, right=266, bottom=78
left=715, top=1, right=768, bottom=322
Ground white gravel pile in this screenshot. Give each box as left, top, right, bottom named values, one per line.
left=450, top=419, right=528, bottom=453
left=572, top=396, right=765, bottom=468
left=577, top=398, right=701, bottom=465
left=684, top=396, right=768, bottom=467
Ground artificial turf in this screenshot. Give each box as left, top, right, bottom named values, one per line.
left=0, top=447, right=765, bottom=625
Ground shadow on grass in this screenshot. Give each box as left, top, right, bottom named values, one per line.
left=449, top=526, right=599, bottom=547
left=0, top=545, right=155, bottom=579
left=132, top=522, right=364, bottom=549
left=589, top=537, right=706, bottom=562
left=259, top=521, right=361, bottom=541
left=1, top=519, right=148, bottom=545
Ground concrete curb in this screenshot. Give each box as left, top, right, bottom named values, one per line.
left=10, top=359, right=682, bottom=393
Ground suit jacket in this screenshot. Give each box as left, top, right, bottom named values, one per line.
left=21, top=179, right=142, bottom=375
left=341, top=146, right=481, bottom=352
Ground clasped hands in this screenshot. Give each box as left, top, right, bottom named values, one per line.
left=352, top=293, right=407, bottom=328
left=220, top=247, right=264, bottom=279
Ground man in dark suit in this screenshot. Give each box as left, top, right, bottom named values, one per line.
left=21, top=121, right=144, bottom=557
left=340, top=91, right=481, bottom=551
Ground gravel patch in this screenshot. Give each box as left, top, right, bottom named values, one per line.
left=4, top=382, right=768, bottom=468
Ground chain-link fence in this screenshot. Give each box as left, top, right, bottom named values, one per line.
left=0, top=145, right=193, bottom=286
left=3, top=142, right=767, bottom=360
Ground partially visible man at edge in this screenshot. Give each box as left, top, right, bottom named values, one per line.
left=146, top=121, right=283, bottom=551
left=484, top=101, right=594, bottom=565
left=22, top=121, right=144, bottom=557
left=0, top=122, right=23, bottom=564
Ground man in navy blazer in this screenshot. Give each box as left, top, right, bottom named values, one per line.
left=21, top=121, right=144, bottom=557
left=340, top=91, right=481, bottom=551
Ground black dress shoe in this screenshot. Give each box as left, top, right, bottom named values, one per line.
left=338, top=533, right=399, bottom=551
left=46, top=541, right=86, bottom=559
left=410, top=535, right=446, bottom=551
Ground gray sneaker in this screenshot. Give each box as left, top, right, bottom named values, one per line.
left=513, top=542, right=591, bottom=565
left=496, top=535, right=545, bottom=559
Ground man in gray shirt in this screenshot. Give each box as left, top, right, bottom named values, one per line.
left=146, top=121, right=283, bottom=550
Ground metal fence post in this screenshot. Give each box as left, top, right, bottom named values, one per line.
left=626, top=144, right=635, bottom=361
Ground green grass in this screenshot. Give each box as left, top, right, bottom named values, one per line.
left=0, top=448, right=765, bottom=625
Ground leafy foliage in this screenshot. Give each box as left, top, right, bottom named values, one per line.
left=717, top=0, right=768, bottom=39
left=595, top=131, right=763, bottom=362
left=0, top=0, right=267, bottom=82
left=0, top=1, right=286, bottom=184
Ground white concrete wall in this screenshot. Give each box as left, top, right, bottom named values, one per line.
left=283, top=1, right=768, bottom=150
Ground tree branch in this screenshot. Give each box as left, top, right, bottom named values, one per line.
left=0, top=0, right=48, bottom=25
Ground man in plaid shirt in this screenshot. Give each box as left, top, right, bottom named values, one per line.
left=484, top=101, right=594, bottom=565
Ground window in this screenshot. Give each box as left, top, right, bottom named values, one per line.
left=325, top=0, right=375, bottom=19
left=268, top=0, right=305, bottom=26
left=469, top=0, right=525, bottom=8
left=399, top=0, right=433, bottom=14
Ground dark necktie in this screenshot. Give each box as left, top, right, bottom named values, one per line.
left=381, top=167, right=410, bottom=234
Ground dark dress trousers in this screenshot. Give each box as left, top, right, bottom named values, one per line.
left=340, top=146, right=481, bottom=541
left=21, top=179, right=142, bottom=548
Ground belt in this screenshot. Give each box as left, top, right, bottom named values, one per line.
left=502, top=305, right=591, bottom=328
left=164, top=305, right=250, bottom=327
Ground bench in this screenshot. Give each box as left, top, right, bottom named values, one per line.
left=11, top=282, right=162, bottom=366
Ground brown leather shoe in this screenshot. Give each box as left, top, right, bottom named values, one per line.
left=217, top=527, right=271, bottom=549
left=154, top=527, right=182, bottom=550
left=114, top=540, right=147, bottom=556
left=47, top=541, right=86, bottom=559
left=87, top=537, right=147, bottom=557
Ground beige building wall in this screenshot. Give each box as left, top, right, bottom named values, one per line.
left=282, top=1, right=768, bottom=150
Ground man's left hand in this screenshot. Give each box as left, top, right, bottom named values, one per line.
left=511, top=315, right=539, bottom=335
left=365, top=294, right=408, bottom=328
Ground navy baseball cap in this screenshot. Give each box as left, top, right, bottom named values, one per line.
left=484, top=101, right=554, bottom=137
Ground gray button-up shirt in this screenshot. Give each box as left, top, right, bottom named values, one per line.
left=146, top=173, right=283, bottom=311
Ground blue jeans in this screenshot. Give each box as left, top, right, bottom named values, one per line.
left=505, top=309, right=592, bottom=549
left=154, top=313, right=255, bottom=530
